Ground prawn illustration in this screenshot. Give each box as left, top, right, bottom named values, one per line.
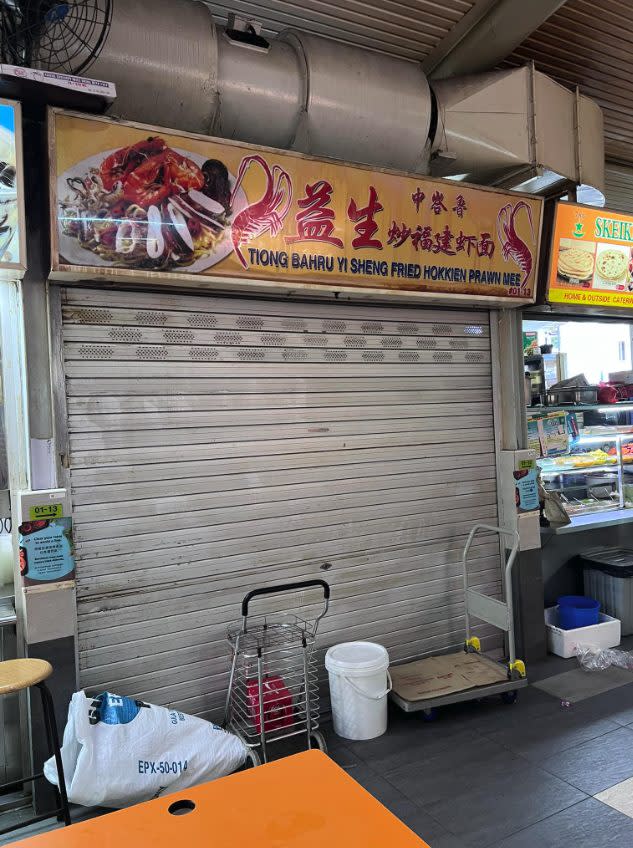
left=496, top=201, right=535, bottom=289
left=230, top=154, right=292, bottom=267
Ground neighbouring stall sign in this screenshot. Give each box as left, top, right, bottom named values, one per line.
left=49, top=110, right=543, bottom=303
left=0, top=98, right=25, bottom=279
left=548, top=201, right=633, bottom=309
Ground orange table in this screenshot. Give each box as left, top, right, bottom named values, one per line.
left=10, top=750, right=429, bottom=847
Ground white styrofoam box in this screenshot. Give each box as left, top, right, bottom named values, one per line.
left=545, top=606, right=621, bottom=659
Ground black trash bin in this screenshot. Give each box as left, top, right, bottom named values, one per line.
left=580, top=548, right=633, bottom=635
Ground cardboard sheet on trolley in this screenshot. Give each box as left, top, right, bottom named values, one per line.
left=390, top=653, right=508, bottom=702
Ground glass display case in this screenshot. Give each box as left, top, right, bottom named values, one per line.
left=527, top=404, right=633, bottom=518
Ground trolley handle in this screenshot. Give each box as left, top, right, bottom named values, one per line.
left=241, top=579, right=330, bottom=618
left=463, top=523, right=519, bottom=567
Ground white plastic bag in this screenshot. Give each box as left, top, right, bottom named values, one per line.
left=576, top=645, right=633, bottom=672
left=44, top=691, right=247, bottom=808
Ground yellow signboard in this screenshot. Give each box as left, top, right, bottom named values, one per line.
left=548, top=202, right=633, bottom=309
left=49, top=110, right=543, bottom=303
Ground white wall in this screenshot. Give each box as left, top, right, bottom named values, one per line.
left=559, top=321, right=631, bottom=383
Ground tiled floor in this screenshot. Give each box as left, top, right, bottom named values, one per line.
left=4, top=647, right=633, bottom=846
left=321, top=643, right=633, bottom=847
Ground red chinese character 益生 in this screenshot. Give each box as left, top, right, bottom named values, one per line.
left=452, top=194, right=467, bottom=218
left=411, top=187, right=425, bottom=213
left=456, top=231, right=478, bottom=256
left=430, top=191, right=447, bottom=215
left=477, top=232, right=495, bottom=259
left=348, top=186, right=383, bottom=249
left=433, top=225, right=456, bottom=255
left=411, top=225, right=433, bottom=252
left=285, top=180, right=343, bottom=247
left=387, top=221, right=411, bottom=248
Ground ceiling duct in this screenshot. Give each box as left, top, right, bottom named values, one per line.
left=67, top=0, right=219, bottom=134
left=41, top=0, right=604, bottom=199
left=279, top=30, right=432, bottom=173
left=431, top=66, right=605, bottom=201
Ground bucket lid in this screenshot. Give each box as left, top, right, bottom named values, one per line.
left=580, top=547, right=633, bottom=577
left=325, top=641, right=389, bottom=674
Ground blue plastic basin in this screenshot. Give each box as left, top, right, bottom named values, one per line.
left=557, top=595, right=600, bottom=630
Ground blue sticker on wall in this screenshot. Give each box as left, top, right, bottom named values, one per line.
left=18, top=517, right=75, bottom=585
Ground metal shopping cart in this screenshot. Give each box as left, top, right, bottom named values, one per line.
left=224, top=579, right=330, bottom=765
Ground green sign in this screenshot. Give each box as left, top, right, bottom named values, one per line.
left=29, top=503, right=63, bottom=520
left=523, top=331, right=538, bottom=355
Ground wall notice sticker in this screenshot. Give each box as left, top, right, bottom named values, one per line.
left=18, top=517, right=75, bottom=586
left=548, top=202, right=633, bottom=309
left=49, top=109, right=543, bottom=304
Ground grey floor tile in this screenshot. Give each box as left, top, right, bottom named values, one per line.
left=325, top=741, right=364, bottom=769
left=341, top=763, right=405, bottom=808
left=448, top=685, right=561, bottom=735
left=572, top=681, right=633, bottom=727
left=346, top=713, right=479, bottom=774
left=525, top=653, right=578, bottom=683
left=425, top=763, right=586, bottom=847
left=386, top=735, right=526, bottom=807
left=482, top=700, right=619, bottom=761
left=534, top=667, right=633, bottom=703
left=387, top=799, right=467, bottom=847
left=540, top=725, right=633, bottom=794
left=490, top=797, right=633, bottom=847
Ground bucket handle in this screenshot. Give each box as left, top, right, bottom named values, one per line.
left=344, top=670, right=392, bottom=700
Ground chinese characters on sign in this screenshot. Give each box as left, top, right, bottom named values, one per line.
left=285, top=180, right=343, bottom=248
left=347, top=186, right=383, bottom=250
left=51, top=111, right=543, bottom=301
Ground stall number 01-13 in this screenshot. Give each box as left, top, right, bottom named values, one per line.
left=29, top=504, right=63, bottom=520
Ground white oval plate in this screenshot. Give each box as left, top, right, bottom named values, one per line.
left=56, top=146, right=248, bottom=273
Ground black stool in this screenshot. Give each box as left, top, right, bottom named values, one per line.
left=0, top=658, right=71, bottom=834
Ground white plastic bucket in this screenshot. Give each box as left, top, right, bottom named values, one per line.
left=325, top=641, right=391, bottom=741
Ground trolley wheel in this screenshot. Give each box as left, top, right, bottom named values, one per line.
left=421, top=708, right=438, bottom=722
left=501, top=690, right=518, bottom=705
left=246, top=747, right=261, bottom=767
left=311, top=730, right=328, bottom=754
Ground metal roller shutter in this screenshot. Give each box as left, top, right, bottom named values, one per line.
left=59, top=287, right=502, bottom=720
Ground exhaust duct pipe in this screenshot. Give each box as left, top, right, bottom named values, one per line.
left=67, top=0, right=603, bottom=197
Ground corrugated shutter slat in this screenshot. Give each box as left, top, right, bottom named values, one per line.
left=62, top=288, right=500, bottom=720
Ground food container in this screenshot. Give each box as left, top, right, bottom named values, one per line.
left=587, top=474, right=618, bottom=499
left=546, top=386, right=599, bottom=406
